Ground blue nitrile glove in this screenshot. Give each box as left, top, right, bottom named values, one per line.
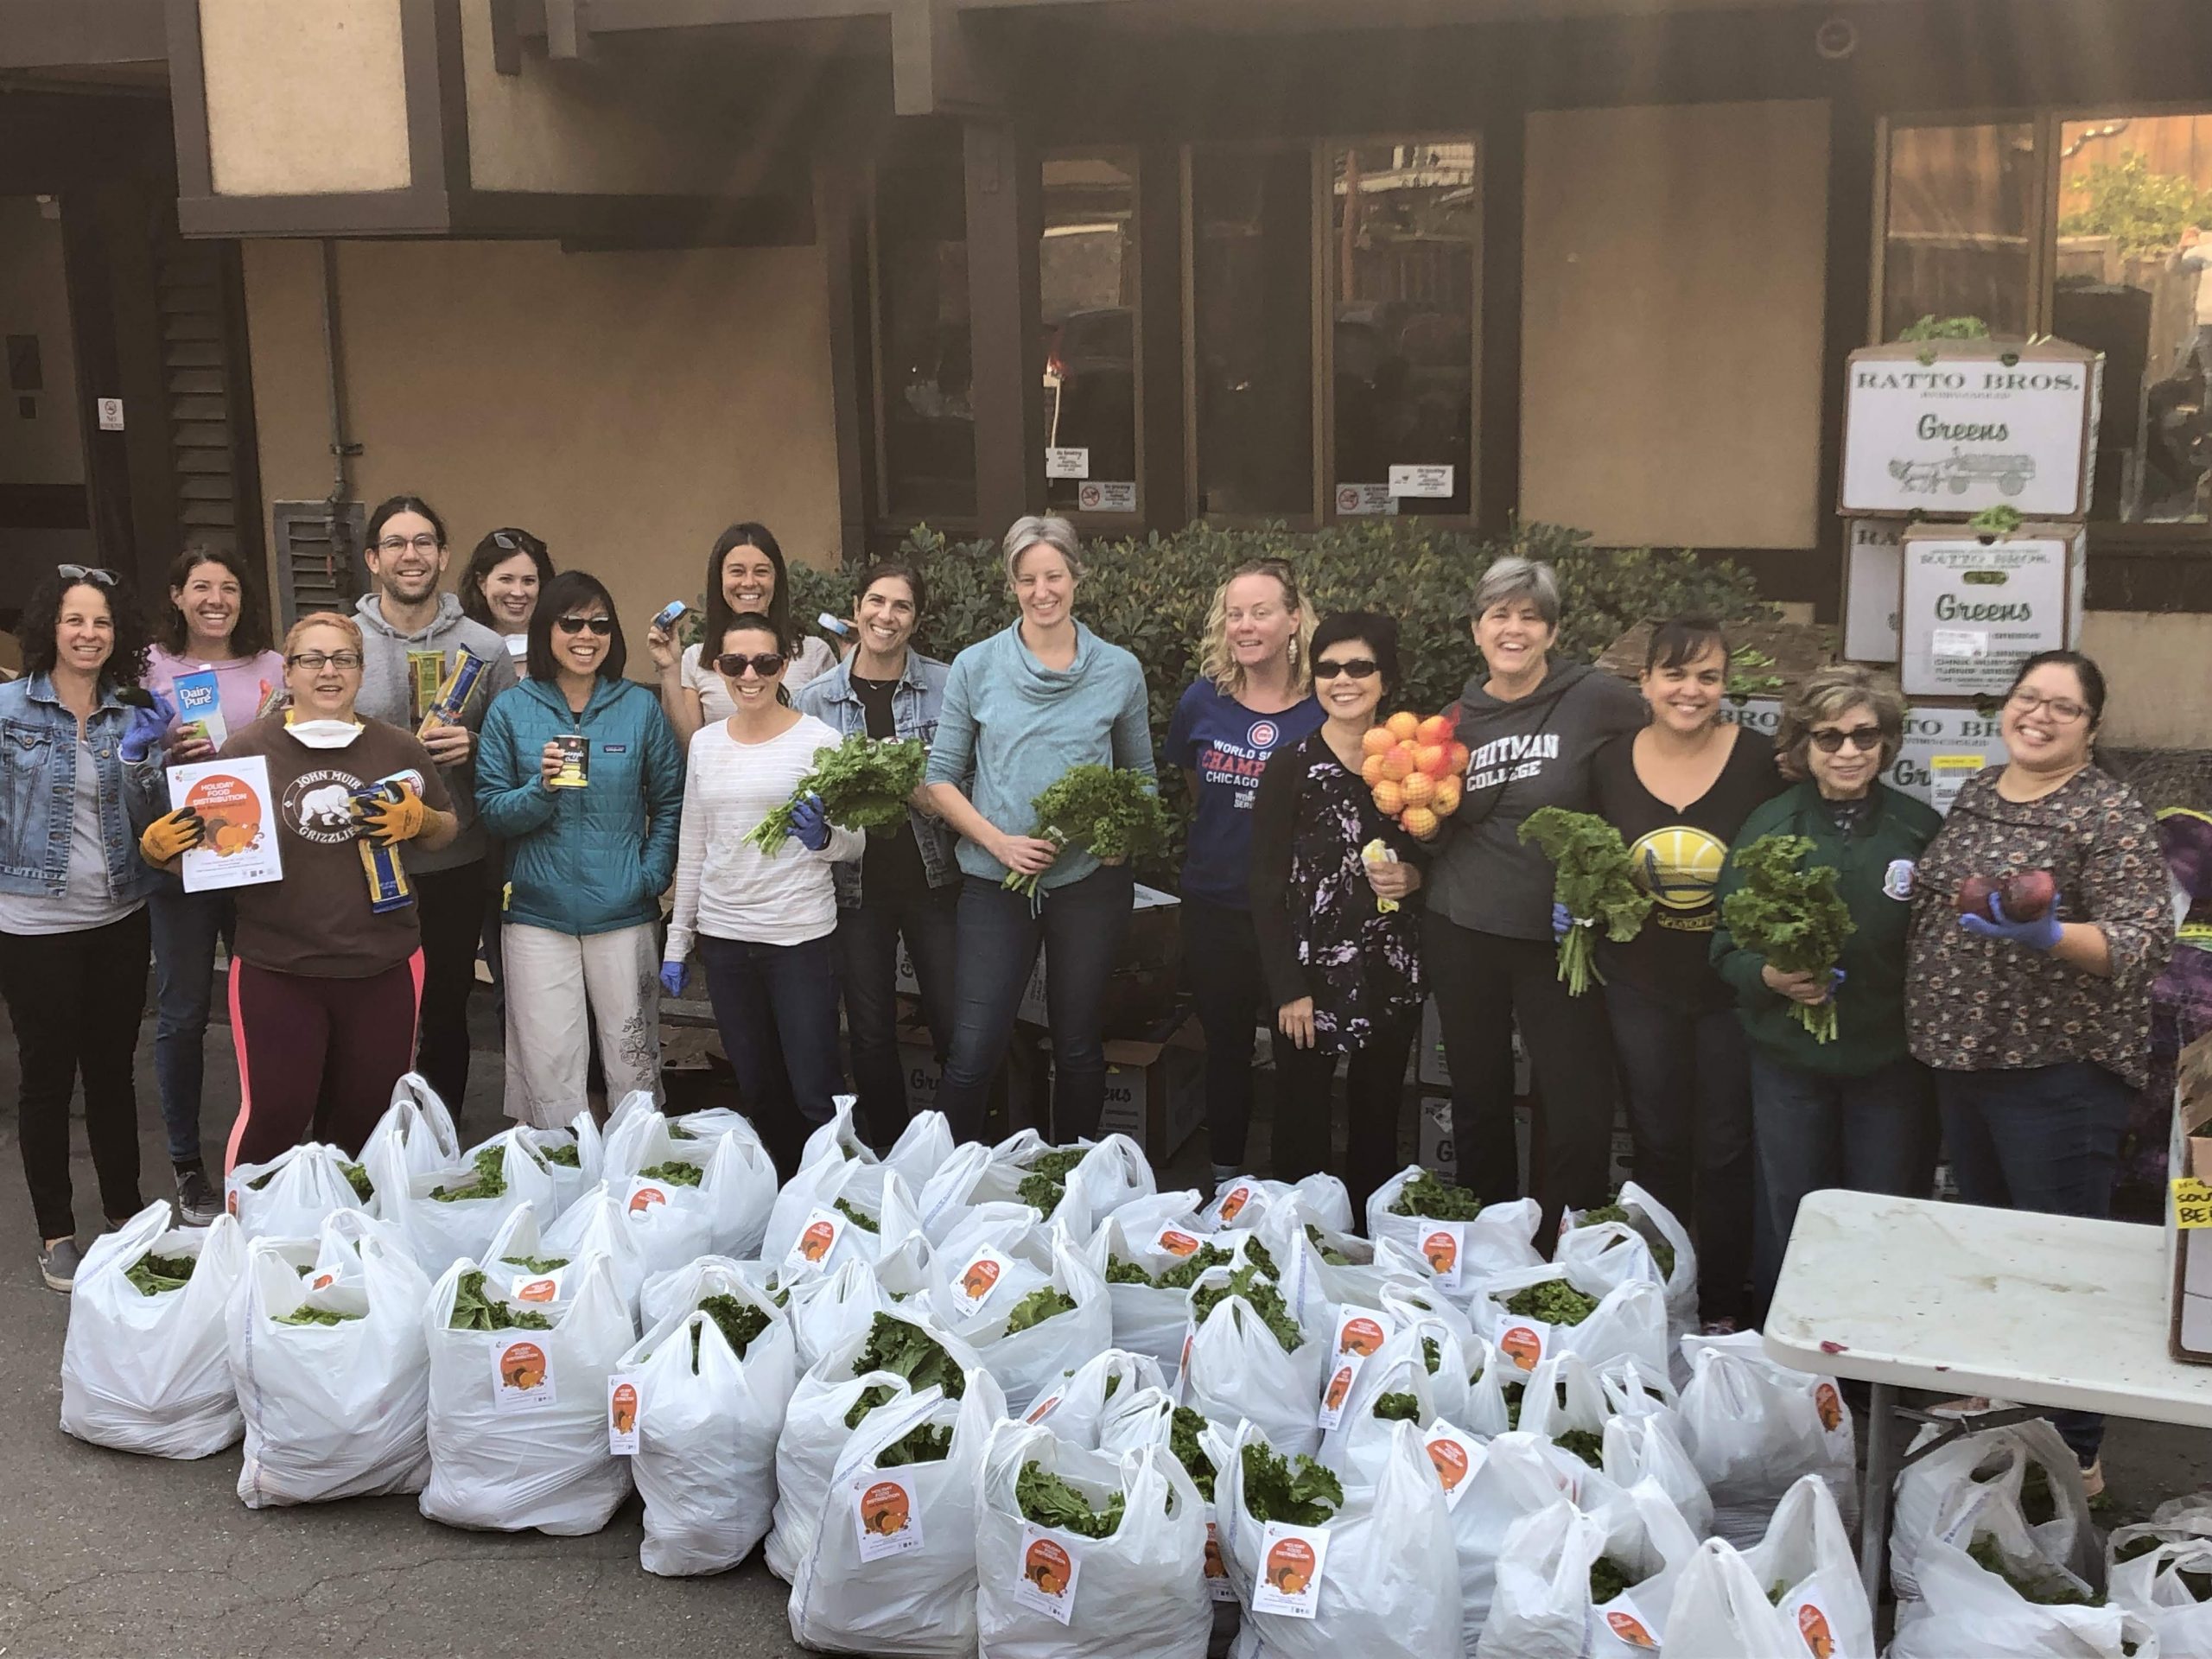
left=1552, top=901, right=1573, bottom=942
left=119, top=692, right=175, bottom=764
left=1821, top=967, right=1847, bottom=1003
left=658, top=961, right=688, bottom=998
left=788, top=792, right=831, bottom=852
left=1960, top=891, right=2064, bottom=951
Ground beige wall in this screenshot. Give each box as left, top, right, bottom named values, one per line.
left=200, top=0, right=410, bottom=197
left=240, top=237, right=842, bottom=641
left=0, top=198, right=83, bottom=486
left=1521, top=99, right=1830, bottom=550
left=2080, top=610, right=2212, bottom=750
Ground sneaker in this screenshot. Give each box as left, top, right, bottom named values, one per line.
left=175, top=1165, right=220, bottom=1227
left=38, top=1236, right=83, bottom=1294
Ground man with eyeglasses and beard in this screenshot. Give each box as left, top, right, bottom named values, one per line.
left=347, top=496, right=517, bottom=1121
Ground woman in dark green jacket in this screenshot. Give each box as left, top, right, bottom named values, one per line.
left=1710, top=664, right=1942, bottom=1302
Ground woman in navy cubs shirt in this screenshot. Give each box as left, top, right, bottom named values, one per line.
left=1166, top=559, right=1323, bottom=1187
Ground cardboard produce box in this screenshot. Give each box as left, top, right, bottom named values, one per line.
left=1419, top=1096, right=1531, bottom=1192
left=1897, top=524, right=2085, bottom=699
left=1840, top=338, right=2101, bottom=518
left=2169, top=1033, right=2212, bottom=1363
left=1844, top=518, right=1904, bottom=664
left=1719, top=698, right=2008, bottom=816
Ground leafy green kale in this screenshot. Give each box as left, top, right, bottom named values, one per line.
left=1154, top=1241, right=1233, bottom=1290
left=1305, top=1224, right=1352, bottom=1266
left=1241, top=1238, right=1280, bottom=1279
left=1968, top=505, right=2024, bottom=538
left=1372, top=1393, right=1422, bottom=1422
left=1573, top=1201, right=1677, bottom=1279
left=1503, top=1281, right=1600, bottom=1326
left=1239, top=1440, right=1343, bottom=1526
left=1192, top=1266, right=1301, bottom=1354
left=745, top=732, right=930, bottom=855
left=449, top=1268, right=554, bottom=1331
left=1170, top=1406, right=1217, bottom=1503
left=500, top=1255, right=569, bottom=1274
left=845, top=1314, right=966, bottom=1428
left=1019, top=1460, right=1127, bottom=1539
left=877, top=1422, right=954, bottom=1467
left=1518, top=807, right=1655, bottom=995
left=339, top=1161, right=375, bottom=1203
left=697, top=1293, right=771, bottom=1363
left=1721, top=834, right=1856, bottom=1045
left=1422, top=1337, right=1442, bottom=1376
left=1897, top=312, right=1990, bottom=365
left=125, top=1251, right=198, bottom=1296
left=1387, top=1168, right=1483, bottom=1220
left=1104, top=1255, right=1155, bottom=1285
left=1014, top=1146, right=1089, bottom=1215
left=1005, top=1286, right=1077, bottom=1334
left=1590, top=1555, right=1645, bottom=1604
left=1555, top=1428, right=1606, bottom=1469
left=541, top=1142, right=582, bottom=1169
left=835, top=1197, right=880, bottom=1234
left=637, top=1160, right=704, bottom=1188
left=1004, top=766, right=1170, bottom=896
left=1503, top=1381, right=1526, bottom=1430
left=845, top=1383, right=898, bottom=1429
left=275, top=1306, right=363, bottom=1326
left=429, top=1146, right=508, bottom=1203
left=1967, top=1533, right=2100, bottom=1606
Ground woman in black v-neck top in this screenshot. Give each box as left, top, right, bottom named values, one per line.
left=1591, top=620, right=1783, bottom=1330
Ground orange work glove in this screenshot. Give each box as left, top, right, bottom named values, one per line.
left=139, top=806, right=205, bottom=865
left=351, top=783, right=428, bottom=847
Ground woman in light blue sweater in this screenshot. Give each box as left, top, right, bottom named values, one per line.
left=925, top=516, right=1156, bottom=1143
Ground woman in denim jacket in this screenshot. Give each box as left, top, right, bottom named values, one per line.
left=793, top=559, right=959, bottom=1150
left=0, top=567, right=172, bottom=1291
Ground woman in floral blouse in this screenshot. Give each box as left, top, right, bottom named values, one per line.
left=1249, top=612, right=1426, bottom=1217
left=1907, top=649, right=2172, bottom=1491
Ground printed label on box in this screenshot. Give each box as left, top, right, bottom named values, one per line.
left=853, top=1473, right=925, bottom=1562
left=1251, top=1522, right=1331, bottom=1619
left=2176, top=1176, right=2212, bottom=1229
left=607, top=1374, right=641, bottom=1454
left=490, top=1338, right=556, bottom=1413
left=1014, top=1527, right=1082, bottom=1624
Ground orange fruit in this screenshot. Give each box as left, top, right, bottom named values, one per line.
left=1402, top=805, right=1440, bottom=840
left=1379, top=745, right=1415, bottom=782
left=1372, top=779, right=1406, bottom=815
left=1361, top=753, right=1388, bottom=786
left=1432, top=777, right=1463, bottom=815
left=1360, top=727, right=1395, bottom=757
left=1414, top=743, right=1448, bottom=776
left=1402, top=770, right=1435, bottom=807
left=1417, top=715, right=1452, bottom=747
left=1386, top=711, right=1420, bottom=741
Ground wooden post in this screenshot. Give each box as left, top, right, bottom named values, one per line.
left=963, top=117, right=1046, bottom=539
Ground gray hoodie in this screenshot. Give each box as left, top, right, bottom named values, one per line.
left=352, top=592, right=518, bottom=874
left=1422, top=660, right=1648, bottom=940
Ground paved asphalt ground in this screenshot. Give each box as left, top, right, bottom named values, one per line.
left=3, top=993, right=2211, bottom=1656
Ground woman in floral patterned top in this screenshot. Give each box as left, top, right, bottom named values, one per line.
left=1906, top=650, right=2172, bottom=1487
left=1249, top=612, right=1426, bottom=1217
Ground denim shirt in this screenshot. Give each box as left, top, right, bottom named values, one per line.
left=793, top=651, right=959, bottom=908
left=0, top=673, right=165, bottom=902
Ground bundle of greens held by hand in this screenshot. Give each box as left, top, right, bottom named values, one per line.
left=744, top=731, right=928, bottom=856
left=1002, top=765, right=1169, bottom=896
left=1518, top=808, right=1655, bottom=995
left=844, top=1313, right=968, bottom=1429
left=1720, top=834, right=1856, bottom=1045
left=1019, top=1460, right=1126, bottom=1539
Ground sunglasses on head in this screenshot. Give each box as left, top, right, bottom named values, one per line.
left=1313, top=656, right=1380, bottom=680
left=715, top=651, right=786, bottom=678
left=57, top=563, right=119, bottom=588
left=490, top=530, right=537, bottom=554
left=1809, top=725, right=1884, bottom=753
left=555, top=614, right=613, bottom=636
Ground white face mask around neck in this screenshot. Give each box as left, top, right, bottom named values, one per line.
left=286, top=717, right=363, bottom=750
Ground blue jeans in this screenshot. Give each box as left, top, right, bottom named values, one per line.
left=698, top=931, right=845, bottom=1179
left=834, top=881, right=960, bottom=1151
left=1936, top=1060, right=2133, bottom=1465
left=149, top=883, right=235, bottom=1166
left=937, top=865, right=1134, bottom=1145
left=1751, top=1052, right=1935, bottom=1306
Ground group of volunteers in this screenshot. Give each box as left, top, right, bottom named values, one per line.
left=0, top=504, right=2177, bottom=1481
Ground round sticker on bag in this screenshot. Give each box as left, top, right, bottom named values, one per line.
left=628, top=1184, right=668, bottom=1216
left=1815, top=1382, right=1844, bottom=1433
left=798, top=1218, right=838, bottom=1263
left=1217, top=1185, right=1252, bottom=1224
left=1421, top=1230, right=1459, bottom=1277
left=1499, top=1325, right=1543, bottom=1370
left=1338, top=1316, right=1387, bottom=1357
left=1884, top=858, right=1916, bottom=900
left=1797, top=1604, right=1834, bottom=1654
left=1427, top=1437, right=1469, bottom=1491
left=1158, top=1229, right=1201, bottom=1258
left=1604, top=1609, right=1658, bottom=1649
left=515, top=1276, right=559, bottom=1304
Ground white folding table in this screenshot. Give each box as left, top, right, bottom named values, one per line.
left=1764, top=1189, right=2212, bottom=1603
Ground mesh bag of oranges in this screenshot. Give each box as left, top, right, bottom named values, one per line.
left=1359, top=711, right=1468, bottom=842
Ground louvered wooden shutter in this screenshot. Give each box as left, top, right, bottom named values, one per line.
left=156, top=241, right=259, bottom=556
left=273, top=499, right=366, bottom=625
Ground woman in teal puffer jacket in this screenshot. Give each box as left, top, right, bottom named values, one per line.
left=478, top=571, right=684, bottom=1125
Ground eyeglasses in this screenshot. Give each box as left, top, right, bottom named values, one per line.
left=2007, top=688, right=2088, bottom=723
left=1313, top=658, right=1380, bottom=680
left=288, top=651, right=365, bottom=671
left=374, top=534, right=442, bottom=555
left=1809, top=725, right=1885, bottom=753
left=555, top=615, right=613, bottom=636
left=715, top=652, right=786, bottom=678
left=56, top=564, right=118, bottom=587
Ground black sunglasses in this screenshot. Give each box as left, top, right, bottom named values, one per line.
left=57, top=563, right=119, bottom=588
left=555, top=614, right=613, bottom=636
left=715, top=651, right=786, bottom=678
left=490, top=530, right=538, bottom=554
left=1313, top=657, right=1381, bottom=680
left=1809, top=725, right=1884, bottom=753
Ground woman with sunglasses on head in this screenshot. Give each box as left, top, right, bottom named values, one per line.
left=140, top=613, right=458, bottom=1177
left=925, top=517, right=1156, bottom=1146
left=645, top=522, right=836, bottom=747
left=1, top=565, right=172, bottom=1290
left=661, top=614, right=860, bottom=1174
left=458, top=527, right=554, bottom=669
left=1711, top=666, right=1940, bottom=1319
left=477, top=574, right=683, bottom=1127
left=1248, top=613, right=1425, bottom=1218
left=1904, top=650, right=2171, bottom=1495
left=141, top=545, right=286, bottom=1224
left=1590, top=618, right=1782, bottom=1331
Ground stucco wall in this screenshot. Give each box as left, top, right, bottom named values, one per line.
left=239, top=238, right=842, bottom=640
left=200, top=0, right=411, bottom=196
left=1521, top=99, right=1831, bottom=550
left=2080, top=610, right=2212, bottom=750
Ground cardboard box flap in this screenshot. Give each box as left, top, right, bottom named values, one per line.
left=2178, top=1031, right=2212, bottom=1139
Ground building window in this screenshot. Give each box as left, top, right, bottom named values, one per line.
left=1879, top=121, right=2037, bottom=341
left=873, top=146, right=975, bottom=521
left=1040, top=154, right=1140, bottom=516
left=1327, top=139, right=1478, bottom=519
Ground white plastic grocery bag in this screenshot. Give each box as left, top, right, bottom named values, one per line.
left=383, top=1128, right=560, bottom=1276
left=1471, top=1265, right=1669, bottom=1382
left=1677, top=1330, right=1857, bottom=1546
left=1183, top=1263, right=1328, bottom=1458
left=800, top=1095, right=876, bottom=1168
left=1889, top=1484, right=2131, bottom=1659
left=785, top=1374, right=1007, bottom=1656
left=963, top=1240, right=1114, bottom=1417
left=538, top=1184, right=651, bottom=1315
left=60, top=1203, right=245, bottom=1459
left=230, top=1221, right=433, bottom=1506
left=619, top=1284, right=798, bottom=1575
left=516, top=1108, right=601, bottom=1217
left=1479, top=1481, right=1703, bottom=1659
left=641, top=1255, right=766, bottom=1333
left=1080, top=1192, right=1211, bottom=1370
left=1365, top=1165, right=1543, bottom=1283
left=417, top=1251, right=634, bottom=1535
left=600, top=1094, right=767, bottom=1183
left=611, top=1116, right=777, bottom=1274
left=355, top=1072, right=461, bottom=1214
left=2108, top=1528, right=2212, bottom=1658
left=1891, top=1415, right=2095, bottom=1603
left=914, top=1130, right=1040, bottom=1243
left=761, top=1157, right=926, bottom=1283
left=885, top=1109, right=957, bottom=1193
left=974, top=1421, right=1211, bottom=1659
left=1201, top=1172, right=1354, bottom=1236
left=1317, top=1323, right=1438, bottom=1496
left=1059, top=1133, right=1158, bottom=1224
left=1557, top=1181, right=1699, bottom=1338
left=1447, top=1430, right=1618, bottom=1649
left=1738, top=1473, right=1877, bottom=1659
left=1023, top=1347, right=1167, bottom=1446
left=1095, top=1390, right=1243, bottom=1659
left=1602, top=1411, right=1713, bottom=1541
left=782, top=1256, right=902, bottom=1372
left=766, top=1316, right=989, bottom=1582
left=227, top=1140, right=372, bottom=1241
left=1217, top=1419, right=1459, bottom=1659
left=1662, top=1536, right=1811, bottom=1659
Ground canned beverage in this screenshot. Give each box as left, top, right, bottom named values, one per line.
left=550, top=734, right=589, bottom=789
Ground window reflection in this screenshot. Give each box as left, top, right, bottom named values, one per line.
left=1191, top=149, right=1314, bottom=517
left=1329, top=140, right=1478, bottom=518
left=1041, top=155, right=1139, bottom=512
left=1881, top=122, right=2036, bottom=341
left=2055, top=113, right=2212, bottom=524
left=876, top=149, right=975, bottom=519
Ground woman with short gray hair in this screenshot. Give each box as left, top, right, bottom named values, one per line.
left=925, top=517, right=1155, bottom=1145
left=1421, top=556, right=1647, bottom=1230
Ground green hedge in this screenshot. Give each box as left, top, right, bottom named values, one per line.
left=786, top=520, right=1772, bottom=874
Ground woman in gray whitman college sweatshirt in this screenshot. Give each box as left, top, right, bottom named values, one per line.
left=1422, top=556, right=1646, bottom=1229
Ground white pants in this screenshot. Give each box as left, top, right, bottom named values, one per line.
left=501, top=921, right=663, bottom=1128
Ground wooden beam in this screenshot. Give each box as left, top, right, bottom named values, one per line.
left=817, top=158, right=874, bottom=563
left=1134, top=139, right=1183, bottom=535
left=963, top=116, right=1044, bottom=533
left=1811, top=90, right=1874, bottom=625
left=544, top=0, right=596, bottom=60
left=892, top=0, right=996, bottom=116
left=1477, top=100, right=1523, bottom=541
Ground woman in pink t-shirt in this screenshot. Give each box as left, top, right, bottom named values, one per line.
left=139, top=545, right=285, bottom=1224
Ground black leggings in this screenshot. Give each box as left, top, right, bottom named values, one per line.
left=1271, top=1009, right=1418, bottom=1224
